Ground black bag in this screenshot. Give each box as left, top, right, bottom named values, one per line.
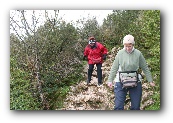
left=119, top=71, right=138, bottom=89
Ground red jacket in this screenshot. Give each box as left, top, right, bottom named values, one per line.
left=84, top=42, right=108, bottom=64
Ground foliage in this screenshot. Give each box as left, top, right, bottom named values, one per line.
left=10, top=12, right=85, bottom=109
left=10, top=57, right=41, bottom=110
left=77, top=17, right=101, bottom=40
left=139, top=10, right=160, bottom=110
left=102, top=10, right=141, bottom=50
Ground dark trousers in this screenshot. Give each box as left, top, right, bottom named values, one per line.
left=88, top=63, right=102, bottom=84
left=114, top=82, right=142, bottom=110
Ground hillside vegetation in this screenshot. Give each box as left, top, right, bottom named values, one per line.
left=10, top=10, right=160, bottom=110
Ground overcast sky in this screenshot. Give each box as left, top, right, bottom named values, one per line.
left=10, top=10, right=113, bottom=34
left=58, top=10, right=113, bottom=25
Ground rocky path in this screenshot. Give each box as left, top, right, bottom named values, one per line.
left=60, top=47, right=155, bottom=110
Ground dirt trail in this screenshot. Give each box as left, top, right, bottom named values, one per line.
left=60, top=47, right=155, bottom=110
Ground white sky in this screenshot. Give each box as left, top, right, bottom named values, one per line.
left=58, top=10, right=113, bottom=25
left=10, top=10, right=113, bottom=35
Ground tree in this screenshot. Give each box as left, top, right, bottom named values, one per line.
left=10, top=10, right=60, bottom=109
left=10, top=10, right=85, bottom=109
left=102, top=10, right=141, bottom=49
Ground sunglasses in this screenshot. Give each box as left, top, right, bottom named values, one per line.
left=89, top=40, right=96, bottom=44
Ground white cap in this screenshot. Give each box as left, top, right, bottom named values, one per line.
left=123, top=34, right=135, bottom=45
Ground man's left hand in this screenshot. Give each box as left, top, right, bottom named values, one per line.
left=149, top=82, right=155, bottom=87
left=102, top=54, right=107, bottom=60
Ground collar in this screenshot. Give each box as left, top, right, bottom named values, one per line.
left=123, top=47, right=135, bottom=54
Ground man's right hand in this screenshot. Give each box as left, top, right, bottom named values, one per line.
left=107, top=82, right=113, bottom=88
left=83, top=56, right=87, bottom=61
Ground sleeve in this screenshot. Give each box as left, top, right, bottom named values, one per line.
left=107, top=53, right=119, bottom=82
left=84, top=46, right=89, bottom=57
left=139, top=52, right=153, bottom=82
left=100, top=43, right=108, bottom=55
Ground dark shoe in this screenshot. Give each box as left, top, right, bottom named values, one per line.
left=98, top=82, right=102, bottom=86
left=97, top=83, right=103, bottom=87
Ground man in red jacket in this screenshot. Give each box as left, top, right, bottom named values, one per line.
left=83, top=36, right=108, bottom=85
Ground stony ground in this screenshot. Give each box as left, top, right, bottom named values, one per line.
left=60, top=47, right=155, bottom=110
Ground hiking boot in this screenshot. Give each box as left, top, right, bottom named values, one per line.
left=97, top=83, right=103, bottom=88
left=98, top=82, right=102, bottom=86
